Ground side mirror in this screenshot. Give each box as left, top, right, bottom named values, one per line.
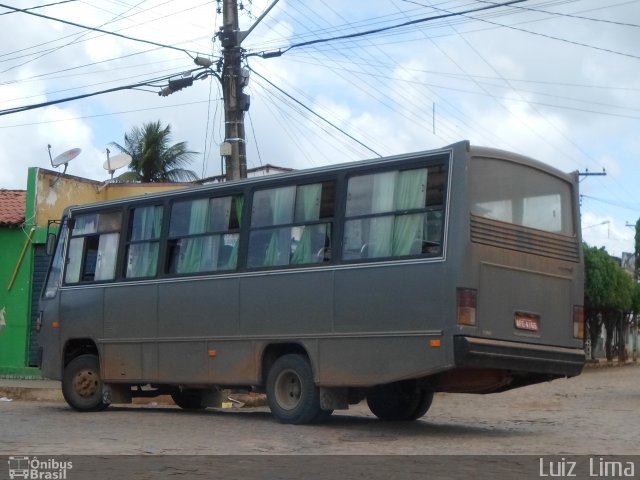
left=46, top=233, right=57, bottom=256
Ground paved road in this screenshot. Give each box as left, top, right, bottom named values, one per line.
left=1, top=364, right=638, bottom=457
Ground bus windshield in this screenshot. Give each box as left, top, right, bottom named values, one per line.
left=469, top=157, right=574, bottom=236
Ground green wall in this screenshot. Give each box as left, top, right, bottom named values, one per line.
left=0, top=227, right=33, bottom=369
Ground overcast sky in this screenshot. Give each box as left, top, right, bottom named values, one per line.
left=0, top=0, right=638, bottom=256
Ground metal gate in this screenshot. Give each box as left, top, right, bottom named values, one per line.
left=29, top=245, right=49, bottom=367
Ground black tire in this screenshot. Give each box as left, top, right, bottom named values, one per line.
left=408, top=389, right=434, bottom=420
left=312, top=408, right=334, bottom=424
left=367, top=381, right=426, bottom=421
left=266, top=354, right=322, bottom=424
left=171, top=389, right=205, bottom=410
left=62, top=354, right=110, bottom=412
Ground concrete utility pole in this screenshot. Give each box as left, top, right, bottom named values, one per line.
left=218, top=0, right=279, bottom=181
left=220, top=0, right=248, bottom=181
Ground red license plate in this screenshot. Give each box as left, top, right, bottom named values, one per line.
left=514, top=312, right=540, bottom=332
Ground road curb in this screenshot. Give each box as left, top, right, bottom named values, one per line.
left=0, top=386, right=63, bottom=402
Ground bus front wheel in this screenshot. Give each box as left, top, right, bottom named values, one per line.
left=367, top=382, right=433, bottom=421
left=266, top=354, right=323, bottom=424
left=62, top=354, right=110, bottom=412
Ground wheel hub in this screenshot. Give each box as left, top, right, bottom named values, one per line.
left=275, top=369, right=301, bottom=410
left=73, top=369, right=98, bottom=398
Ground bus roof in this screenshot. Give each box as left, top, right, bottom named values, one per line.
left=63, top=140, right=575, bottom=214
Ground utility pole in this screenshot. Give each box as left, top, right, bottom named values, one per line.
left=218, top=0, right=279, bottom=181
left=220, top=0, right=248, bottom=181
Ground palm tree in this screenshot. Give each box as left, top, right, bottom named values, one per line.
left=110, top=121, right=198, bottom=183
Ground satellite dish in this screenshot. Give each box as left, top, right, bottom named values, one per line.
left=47, top=145, right=81, bottom=186
left=103, top=153, right=131, bottom=173
left=51, top=147, right=81, bottom=168
left=102, top=149, right=132, bottom=183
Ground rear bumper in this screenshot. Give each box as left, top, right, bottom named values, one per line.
left=454, top=336, right=585, bottom=377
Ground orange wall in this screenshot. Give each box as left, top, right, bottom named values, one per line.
left=33, top=168, right=191, bottom=227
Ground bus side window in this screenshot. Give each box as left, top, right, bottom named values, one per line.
left=248, top=182, right=334, bottom=269
left=342, top=164, right=445, bottom=261
left=64, top=212, right=122, bottom=283
left=126, top=206, right=163, bottom=279
left=166, top=195, right=243, bottom=275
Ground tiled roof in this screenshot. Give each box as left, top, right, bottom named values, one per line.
left=0, top=190, right=26, bottom=227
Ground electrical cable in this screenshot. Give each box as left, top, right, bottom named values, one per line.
left=0, top=100, right=212, bottom=129
left=248, top=67, right=381, bottom=158
left=0, top=0, right=77, bottom=15
left=0, top=3, right=197, bottom=59
left=1, top=0, right=149, bottom=74
left=249, top=0, right=527, bottom=58
left=0, top=67, right=211, bottom=116
left=437, top=3, right=640, bottom=61
left=474, top=0, right=640, bottom=28
left=247, top=109, right=263, bottom=168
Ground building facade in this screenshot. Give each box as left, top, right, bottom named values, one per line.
left=0, top=168, right=190, bottom=377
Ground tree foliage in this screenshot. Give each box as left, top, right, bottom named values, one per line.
left=111, top=121, right=198, bottom=183
left=584, top=244, right=636, bottom=313
left=583, top=243, right=639, bottom=360
left=635, top=218, right=640, bottom=281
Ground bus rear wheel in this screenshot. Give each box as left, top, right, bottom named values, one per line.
left=62, top=354, right=110, bottom=412
left=266, top=354, right=323, bottom=424
left=171, top=389, right=205, bottom=410
left=367, top=382, right=432, bottom=421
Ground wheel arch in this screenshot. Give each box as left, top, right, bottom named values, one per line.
left=260, top=342, right=315, bottom=387
left=63, top=338, right=99, bottom=367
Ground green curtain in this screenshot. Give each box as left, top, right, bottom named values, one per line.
left=225, top=196, right=244, bottom=270
left=369, top=172, right=396, bottom=257
left=291, top=184, right=322, bottom=264
left=264, top=187, right=295, bottom=266
left=177, top=199, right=209, bottom=273
left=128, top=206, right=163, bottom=277
left=392, top=169, right=428, bottom=256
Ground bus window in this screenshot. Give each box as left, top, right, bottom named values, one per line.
left=470, top=158, right=574, bottom=236
left=125, top=205, right=163, bottom=278
left=248, top=182, right=334, bottom=268
left=342, top=165, right=445, bottom=260
left=43, top=220, right=68, bottom=298
left=64, top=211, right=122, bottom=283
left=167, top=195, right=243, bottom=274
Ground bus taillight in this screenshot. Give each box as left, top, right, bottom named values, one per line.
left=457, top=288, right=477, bottom=326
left=573, top=306, right=584, bottom=340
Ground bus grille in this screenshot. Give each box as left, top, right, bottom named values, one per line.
left=470, top=216, right=580, bottom=262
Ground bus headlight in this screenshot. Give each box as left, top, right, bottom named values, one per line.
left=457, top=288, right=477, bottom=326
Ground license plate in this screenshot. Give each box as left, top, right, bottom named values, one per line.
left=514, top=312, right=540, bottom=332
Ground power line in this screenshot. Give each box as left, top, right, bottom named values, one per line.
left=0, top=0, right=197, bottom=62
left=446, top=3, right=640, bottom=61
left=0, top=0, right=77, bottom=15
left=248, top=67, right=381, bottom=158
left=278, top=4, right=450, bottom=150
left=474, top=0, right=640, bottom=28
left=1, top=0, right=149, bottom=74
left=1, top=32, right=215, bottom=88
left=250, top=0, right=527, bottom=58
left=0, top=3, right=196, bottom=61
left=0, top=67, right=211, bottom=117
left=0, top=100, right=212, bottom=129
